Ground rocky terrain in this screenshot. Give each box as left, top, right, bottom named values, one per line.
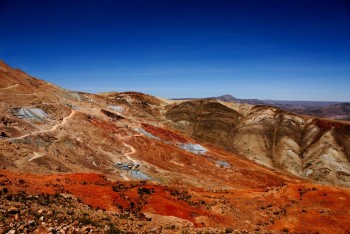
left=165, top=100, right=350, bottom=187
left=1, top=170, right=349, bottom=233
left=1, top=60, right=350, bottom=233
left=204, top=94, right=350, bottom=121
left=286, top=103, right=350, bottom=121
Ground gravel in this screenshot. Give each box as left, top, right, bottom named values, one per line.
left=14, top=108, right=49, bottom=120
left=129, top=170, right=152, bottom=180
left=177, top=143, right=207, bottom=155
left=134, top=128, right=160, bottom=141
left=108, top=105, right=123, bottom=112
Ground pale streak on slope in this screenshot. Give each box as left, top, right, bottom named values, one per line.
left=118, top=134, right=143, bottom=181
left=0, top=93, right=37, bottom=95
left=0, top=84, right=19, bottom=90
left=28, top=152, right=44, bottom=162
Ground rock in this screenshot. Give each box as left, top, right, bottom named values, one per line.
left=7, top=207, right=19, bottom=214
left=39, top=216, right=44, bottom=221
left=81, top=227, right=93, bottom=233
left=60, top=193, right=75, bottom=200
left=13, top=108, right=49, bottom=120
left=7, top=230, right=16, bottom=234
left=28, top=220, right=36, bottom=227
left=18, top=225, right=25, bottom=231
left=37, top=209, right=43, bottom=215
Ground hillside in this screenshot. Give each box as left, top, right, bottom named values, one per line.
left=292, top=103, right=350, bottom=120
left=165, top=100, right=350, bottom=187
left=209, top=94, right=350, bottom=120
left=1, top=60, right=350, bottom=233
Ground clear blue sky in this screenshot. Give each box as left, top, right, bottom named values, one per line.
left=0, top=0, right=349, bottom=101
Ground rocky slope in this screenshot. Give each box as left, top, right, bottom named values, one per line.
left=165, top=100, right=350, bottom=187
left=1, top=60, right=350, bottom=233
left=1, top=170, right=350, bottom=233
left=205, top=94, right=350, bottom=120
left=294, top=103, right=350, bottom=120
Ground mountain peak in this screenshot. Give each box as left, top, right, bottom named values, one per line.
left=212, top=94, right=237, bottom=102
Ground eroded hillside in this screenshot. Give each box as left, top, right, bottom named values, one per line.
left=1, top=60, right=350, bottom=233
left=165, top=100, right=350, bottom=187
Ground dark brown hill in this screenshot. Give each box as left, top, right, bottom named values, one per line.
left=166, top=100, right=242, bottom=151
left=165, top=99, right=350, bottom=187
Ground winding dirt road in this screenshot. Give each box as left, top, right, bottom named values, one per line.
left=9, top=110, right=76, bottom=141
left=0, top=84, right=19, bottom=90
left=122, top=142, right=138, bottom=164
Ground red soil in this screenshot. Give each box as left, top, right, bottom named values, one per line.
left=314, top=118, right=344, bottom=130
left=1, top=169, right=349, bottom=232
left=141, top=123, right=190, bottom=143
left=0, top=170, right=224, bottom=227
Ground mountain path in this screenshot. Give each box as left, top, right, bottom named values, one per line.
left=0, top=84, right=19, bottom=90
left=0, top=93, right=37, bottom=95
left=120, top=133, right=143, bottom=163
left=122, top=142, right=138, bottom=164
left=9, top=109, right=76, bottom=140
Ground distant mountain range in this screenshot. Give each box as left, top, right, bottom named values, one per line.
left=173, top=94, right=350, bottom=121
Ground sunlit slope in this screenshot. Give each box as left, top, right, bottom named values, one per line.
left=165, top=100, right=350, bottom=187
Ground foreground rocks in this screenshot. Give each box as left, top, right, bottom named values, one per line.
left=0, top=171, right=350, bottom=233
left=0, top=190, right=193, bottom=233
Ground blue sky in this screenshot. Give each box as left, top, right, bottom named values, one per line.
left=0, top=0, right=349, bottom=101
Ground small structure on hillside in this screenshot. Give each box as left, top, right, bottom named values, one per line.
left=114, top=162, right=140, bottom=171
left=114, top=161, right=152, bottom=180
